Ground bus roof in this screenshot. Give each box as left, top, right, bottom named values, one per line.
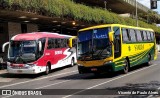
left=79, top=24, right=154, bottom=32
left=11, top=32, right=75, bottom=41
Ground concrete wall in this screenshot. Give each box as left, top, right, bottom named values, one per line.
left=8, top=22, right=38, bottom=39
left=27, top=24, right=38, bottom=33
left=0, top=22, right=38, bottom=62
left=0, top=22, right=9, bottom=62
left=0, top=22, right=9, bottom=46
left=8, top=22, right=21, bottom=39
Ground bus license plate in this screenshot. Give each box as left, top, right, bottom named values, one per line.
left=91, top=68, right=97, bottom=71
left=17, top=70, right=22, bottom=73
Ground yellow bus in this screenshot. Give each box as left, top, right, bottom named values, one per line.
left=77, top=24, right=157, bottom=74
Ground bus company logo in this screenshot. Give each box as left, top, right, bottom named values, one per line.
left=2, top=90, right=11, bottom=95
left=55, top=51, right=62, bottom=55
left=128, top=46, right=131, bottom=51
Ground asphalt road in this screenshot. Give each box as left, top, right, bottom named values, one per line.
left=0, top=54, right=160, bottom=98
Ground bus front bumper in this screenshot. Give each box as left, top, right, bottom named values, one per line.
left=7, top=65, right=46, bottom=74
left=78, top=63, right=114, bottom=74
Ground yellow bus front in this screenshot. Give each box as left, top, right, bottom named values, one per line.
left=77, top=25, right=115, bottom=74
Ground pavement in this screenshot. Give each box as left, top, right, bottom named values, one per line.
left=0, top=55, right=160, bottom=98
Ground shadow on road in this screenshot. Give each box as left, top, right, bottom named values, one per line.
left=56, top=63, right=151, bottom=80
left=0, top=63, right=153, bottom=80
left=104, top=81, right=160, bottom=98
left=0, top=65, right=73, bottom=79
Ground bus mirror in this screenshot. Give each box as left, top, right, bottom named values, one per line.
left=109, top=32, right=114, bottom=42
left=38, top=41, right=42, bottom=52
left=2, top=42, right=9, bottom=52
left=68, top=39, right=72, bottom=48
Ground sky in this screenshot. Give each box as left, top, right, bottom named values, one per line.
left=138, top=0, right=160, bottom=14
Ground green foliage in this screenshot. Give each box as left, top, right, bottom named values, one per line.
left=3, top=0, right=160, bottom=32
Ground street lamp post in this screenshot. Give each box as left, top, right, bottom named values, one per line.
left=104, top=0, right=107, bottom=11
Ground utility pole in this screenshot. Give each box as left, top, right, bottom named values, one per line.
left=136, top=0, right=138, bottom=27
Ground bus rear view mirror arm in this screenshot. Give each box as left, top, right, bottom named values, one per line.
left=109, top=31, right=114, bottom=42
left=2, top=42, right=9, bottom=52
left=38, top=41, right=42, bottom=52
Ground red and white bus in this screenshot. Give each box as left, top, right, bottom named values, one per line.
left=2, top=32, right=77, bottom=74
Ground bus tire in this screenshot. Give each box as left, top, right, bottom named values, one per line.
left=147, top=54, right=152, bottom=66
left=123, top=59, right=129, bottom=74
left=45, top=63, right=50, bottom=75
left=70, top=58, right=75, bottom=67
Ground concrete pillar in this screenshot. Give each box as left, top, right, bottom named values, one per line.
left=8, top=22, right=21, bottom=39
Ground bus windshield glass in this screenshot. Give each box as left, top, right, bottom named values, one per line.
left=9, top=40, right=37, bottom=63
left=78, top=27, right=112, bottom=60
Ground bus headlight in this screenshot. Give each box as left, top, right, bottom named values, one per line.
left=103, top=60, right=112, bottom=65
left=25, top=63, right=36, bottom=68
left=77, top=64, right=83, bottom=66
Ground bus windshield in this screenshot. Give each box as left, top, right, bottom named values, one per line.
left=9, top=40, right=37, bottom=63
left=78, top=27, right=112, bottom=60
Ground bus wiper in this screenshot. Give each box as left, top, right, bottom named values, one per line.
left=79, top=51, right=93, bottom=61
left=13, top=47, right=25, bottom=63
left=93, top=46, right=111, bottom=59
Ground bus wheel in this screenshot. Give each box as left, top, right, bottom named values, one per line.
left=45, top=64, right=50, bottom=75
left=123, top=59, right=129, bottom=74
left=71, top=58, right=75, bottom=67
left=147, top=54, right=152, bottom=66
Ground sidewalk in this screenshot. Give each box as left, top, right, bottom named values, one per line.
left=0, top=69, right=15, bottom=82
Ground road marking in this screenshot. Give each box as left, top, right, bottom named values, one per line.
left=63, top=64, right=158, bottom=98
left=0, top=70, right=77, bottom=89
left=35, top=80, right=71, bottom=89
left=1, top=80, right=72, bottom=98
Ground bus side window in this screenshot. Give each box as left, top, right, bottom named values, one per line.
left=67, top=39, right=70, bottom=47
left=55, top=39, right=58, bottom=48
left=47, top=38, right=52, bottom=49
left=64, top=39, right=68, bottom=47
left=61, top=39, right=68, bottom=48
left=150, top=32, right=154, bottom=41
left=143, top=31, right=147, bottom=41
left=60, top=39, right=65, bottom=48
left=122, top=28, right=130, bottom=42
left=136, top=30, right=142, bottom=42
left=147, top=31, right=151, bottom=41
left=129, top=29, right=137, bottom=42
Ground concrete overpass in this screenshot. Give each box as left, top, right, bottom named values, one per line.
left=74, top=0, right=160, bottom=24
